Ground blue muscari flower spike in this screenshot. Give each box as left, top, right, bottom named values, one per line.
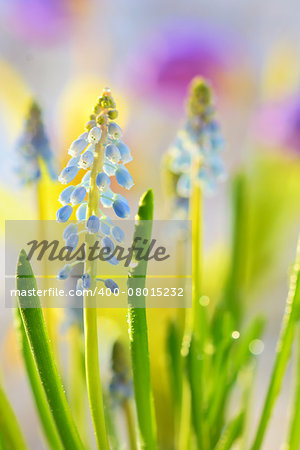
left=164, top=77, right=225, bottom=218
left=57, top=87, right=134, bottom=287
left=16, top=101, right=56, bottom=184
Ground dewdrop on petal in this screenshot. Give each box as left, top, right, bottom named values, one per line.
left=59, top=185, right=75, bottom=205
left=68, top=138, right=87, bottom=157
left=56, top=205, right=73, bottom=223
left=70, top=185, right=86, bottom=205
left=88, top=126, right=102, bottom=144
left=58, top=166, right=79, bottom=184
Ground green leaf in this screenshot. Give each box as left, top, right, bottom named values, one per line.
left=251, top=236, right=300, bottom=450
left=127, top=189, right=158, bottom=449
left=14, top=308, right=63, bottom=450
left=16, top=249, right=83, bottom=450
left=0, top=378, right=27, bottom=450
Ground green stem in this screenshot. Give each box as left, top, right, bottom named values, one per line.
left=16, top=249, right=83, bottom=450
left=0, top=376, right=27, bottom=450
left=123, top=399, right=138, bottom=450
left=14, top=308, right=63, bottom=450
left=251, top=236, right=300, bottom=450
left=127, top=189, right=157, bottom=449
left=286, top=324, right=300, bottom=449
left=84, top=122, right=110, bottom=450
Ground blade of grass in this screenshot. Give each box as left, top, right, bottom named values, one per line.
left=127, top=189, right=157, bottom=449
left=286, top=324, right=300, bottom=449
left=215, top=411, right=244, bottom=450
left=251, top=236, right=300, bottom=450
left=0, top=378, right=27, bottom=450
left=16, top=249, right=83, bottom=450
left=14, top=308, right=63, bottom=450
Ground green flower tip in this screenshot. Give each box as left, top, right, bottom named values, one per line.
left=187, top=76, right=213, bottom=119
left=136, top=189, right=154, bottom=221
left=17, top=249, right=31, bottom=278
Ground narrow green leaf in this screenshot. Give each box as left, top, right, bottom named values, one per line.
left=127, top=189, right=157, bottom=449
left=286, top=324, right=300, bottom=449
left=215, top=411, right=244, bottom=450
left=251, top=236, right=300, bottom=450
left=0, top=378, right=27, bottom=449
left=16, top=249, right=83, bottom=450
left=14, top=308, right=63, bottom=450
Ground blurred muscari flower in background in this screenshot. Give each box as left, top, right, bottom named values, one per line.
left=15, top=101, right=56, bottom=185
left=163, top=77, right=225, bottom=219
left=56, top=88, right=133, bottom=291
left=109, top=340, right=133, bottom=405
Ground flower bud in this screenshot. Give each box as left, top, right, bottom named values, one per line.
left=68, top=138, right=87, bottom=157
left=105, top=144, right=121, bottom=163
left=85, top=120, right=97, bottom=131
left=108, top=122, right=122, bottom=140
left=58, top=166, right=79, bottom=184
left=96, top=172, right=111, bottom=191
left=82, top=273, right=91, bottom=289
left=57, top=264, right=72, bottom=280
left=56, top=205, right=73, bottom=223
left=59, top=185, right=75, bottom=205
left=112, top=226, right=125, bottom=243
left=116, top=141, right=132, bottom=163
left=76, top=202, right=87, bottom=220
left=88, top=126, right=102, bottom=144
left=104, top=279, right=119, bottom=293
left=65, top=233, right=79, bottom=250
left=101, top=236, right=115, bottom=253
left=115, top=165, right=134, bottom=189
left=79, top=150, right=94, bottom=169
left=70, top=185, right=86, bottom=205
left=63, top=223, right=78, bottom=240
left=87, top=215, right=100, bottom=234
left=113, top=198, right=130, bottom=218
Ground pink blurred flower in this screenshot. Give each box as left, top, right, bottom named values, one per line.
left=255, top=95, right=300, bottom=154
left=126, top=20, right=243, bottom=106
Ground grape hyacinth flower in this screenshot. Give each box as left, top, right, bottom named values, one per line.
left=16, top=101, right=56, bottom=184
left=56, top=87, right=134, bottom=290
left=56, top=88, right=134, bottom=450
left=163, top=77, right=225, bottom=218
